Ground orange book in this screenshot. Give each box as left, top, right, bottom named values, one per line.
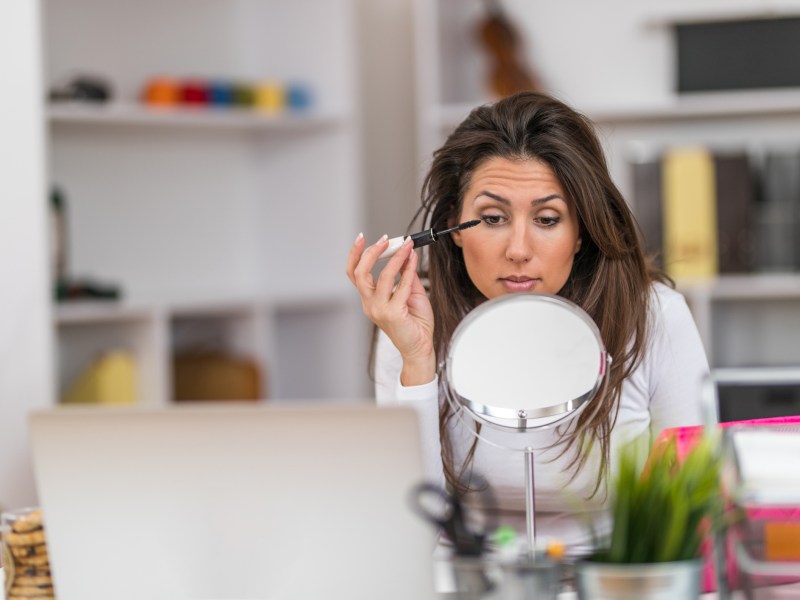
left=765, top=521, right=800, bottom=561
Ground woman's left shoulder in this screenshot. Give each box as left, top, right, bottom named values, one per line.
left=648, top=281, right=688, bottom=315
left=649, top=280, right=681, bottom=302
left=646, top=282, right=700, bottom=339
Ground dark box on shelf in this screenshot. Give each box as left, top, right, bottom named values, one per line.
left=675, top=16, right=800, bottom=93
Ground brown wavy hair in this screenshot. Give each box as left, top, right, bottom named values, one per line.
left=405, top=91, right=668, bottom=497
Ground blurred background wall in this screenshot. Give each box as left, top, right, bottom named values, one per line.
left=356, top=0, right=419, bottom=243
left=0, top=0, right=53, bottom=514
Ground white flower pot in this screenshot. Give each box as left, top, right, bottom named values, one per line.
left=575, top=559, right=702, bottom=600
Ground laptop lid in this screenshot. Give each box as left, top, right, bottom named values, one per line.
left=29, top=403, right=437, bottom=600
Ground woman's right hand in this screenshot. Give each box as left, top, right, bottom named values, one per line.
left=346, top=233, right=436, bottom=386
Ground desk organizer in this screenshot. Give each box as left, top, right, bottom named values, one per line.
left=658, top=416, right=800, bottom=595
left=447, top=554, right=561, bottom=600
left=723, top=422, right=800, bottom=598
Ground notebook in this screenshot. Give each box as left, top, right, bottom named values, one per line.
left=29, top=403, right=438, bottom=600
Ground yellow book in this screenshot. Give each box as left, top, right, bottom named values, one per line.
left=662, top=147, right=719, bottom=278
left=62, top=350, right=137, bottom=405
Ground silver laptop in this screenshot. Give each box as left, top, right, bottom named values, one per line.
left=29, top=403, right=438, bottom=600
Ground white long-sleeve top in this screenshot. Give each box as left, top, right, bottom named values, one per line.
left=374, top=282, right=709, bottom=551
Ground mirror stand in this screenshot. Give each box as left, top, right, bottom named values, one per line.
left=524, top=446, right=536, bottom=557
left=443, top=293, right=610, bottom=564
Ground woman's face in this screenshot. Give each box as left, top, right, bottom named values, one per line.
left=451, top=156, right=582, bottom=299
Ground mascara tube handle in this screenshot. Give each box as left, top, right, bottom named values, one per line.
left=378, top=236, right=410, bottom=260
left=377, top=230, right=436, bottom=260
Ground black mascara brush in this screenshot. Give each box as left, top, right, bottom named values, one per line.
left=378, top=219, right=482, bottom=260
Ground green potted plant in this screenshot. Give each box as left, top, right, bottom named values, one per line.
left=575, top=434, right=727, bottom=600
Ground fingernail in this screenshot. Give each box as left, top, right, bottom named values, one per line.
left=354, top=232, right=363, bottom=244
left=402, top=238, right=413, bottom=248
left=378, top=234, right=388, bottom=243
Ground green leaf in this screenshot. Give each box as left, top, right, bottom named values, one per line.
left=595, top=434, right=727, bottom=564
left=659, top=488, right=688, bottom=561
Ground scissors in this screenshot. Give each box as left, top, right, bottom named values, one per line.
left=408, top=474, right=496, bottom=557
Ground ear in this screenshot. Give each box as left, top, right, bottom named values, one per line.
left=446, top=207, right=463, bottom=247
left=574, top=237, right=582, bottom=254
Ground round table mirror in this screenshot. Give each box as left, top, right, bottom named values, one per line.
left=440, top=293, right=611, bottom=553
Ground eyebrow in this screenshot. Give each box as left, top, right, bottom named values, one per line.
left=475, top=191, right=565, bottom=206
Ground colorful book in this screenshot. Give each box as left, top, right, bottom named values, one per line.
left=661, top=147, right=719, bottom=278
left=756, top=150, right=800, bottom=271
left=714, top=153, right=756, bottom=273
left=631, top=158, right=663, bottom=268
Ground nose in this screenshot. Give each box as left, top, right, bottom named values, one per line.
left=504, top=223, right=533, bottom=263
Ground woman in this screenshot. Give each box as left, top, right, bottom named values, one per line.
left=346, top=92, right=709, bottom=549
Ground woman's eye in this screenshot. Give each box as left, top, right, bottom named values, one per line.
left=536, top=216, right=561, bottom=227
left=480, top=214, right=504, bottom=226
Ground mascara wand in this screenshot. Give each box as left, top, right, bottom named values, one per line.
left=378, top=219, right=482, bottom=260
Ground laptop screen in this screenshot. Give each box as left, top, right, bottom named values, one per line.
left=29, top=403, right=438, bottom=600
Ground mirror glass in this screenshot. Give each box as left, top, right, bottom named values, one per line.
left=444, top=293, right=608, bottom=432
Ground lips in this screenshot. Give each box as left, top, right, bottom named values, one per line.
left=499, top=276, right=539, bottom=292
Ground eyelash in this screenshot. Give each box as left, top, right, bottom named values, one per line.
left=537, top=216, right=561, bottom=227
left=480, top=214, right=561, bottom=228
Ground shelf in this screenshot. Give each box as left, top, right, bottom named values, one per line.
left=165, top=293, right=354, bottom=317
left=586, top=89, right=800, bottom=125
left=429, top=89, right=800, bottom=133
left=55, top=301, right=160, bottom=325
left=641, top=7, right=800, bottom=28
left=48, top=102, right=344, bottom=131
left=677, top=273, right=800, bottom=301
left=54, top=291, right=355, bottom=326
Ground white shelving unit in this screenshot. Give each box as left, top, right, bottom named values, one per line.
left=678, top=274, right=800, bottom=368
left=413, top=0, right=800, bottom=370
left=45, top=0, right=370, bottom=405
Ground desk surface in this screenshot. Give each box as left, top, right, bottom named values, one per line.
left=437, top=588, right=798, bottom=599
left=435, top=556, right=800, bottom=599
left=5, top=562, right=798, bottom=600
